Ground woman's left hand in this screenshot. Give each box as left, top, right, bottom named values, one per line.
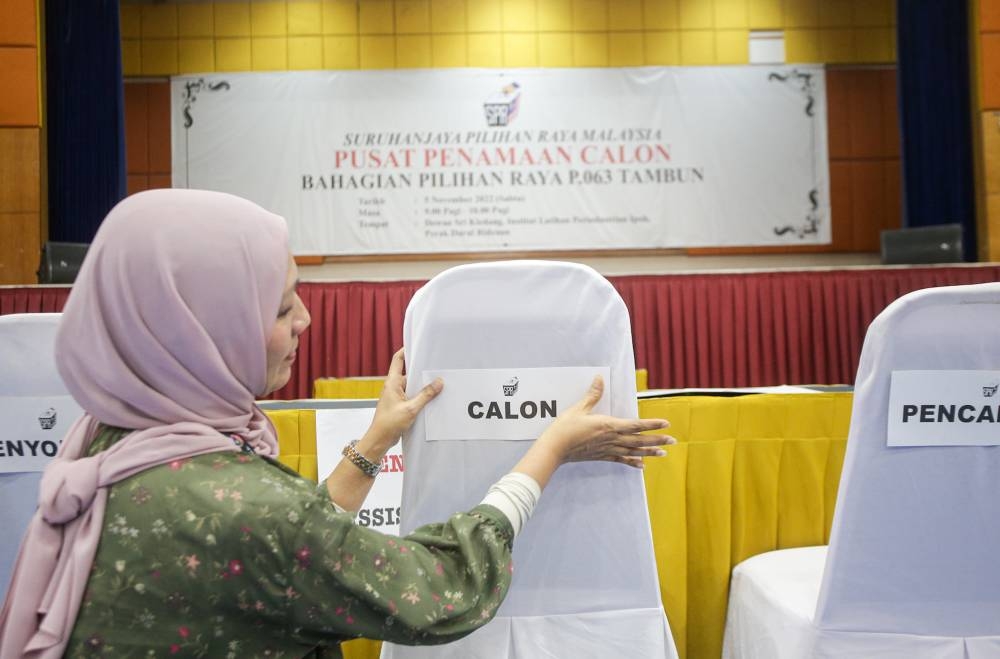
left=364, top=348, right=443, bottom=454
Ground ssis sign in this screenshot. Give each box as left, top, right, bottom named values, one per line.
left=423, top=366, right=611, bottom=441
left=888, top=370, right=1000, bottom=447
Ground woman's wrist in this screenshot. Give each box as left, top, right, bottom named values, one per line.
left=511, top=438, right=564, bottom=491
left=356, top=427, right=397, bottom=461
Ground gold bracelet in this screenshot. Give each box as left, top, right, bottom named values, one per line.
left=342, top=440, right=382, bottom=477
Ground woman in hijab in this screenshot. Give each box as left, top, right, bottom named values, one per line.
left=0, top=189, right=672, bottom=658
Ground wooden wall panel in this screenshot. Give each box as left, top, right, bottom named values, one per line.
left=124, top=84, right=149, bottom=173
left=880, top=69, right=900, bottom=157
left=0, top=0, right=41, bottom=284
left=0, top=128, right=41, bottom=284
left=0, top=128, right=40, bottom=213
left=978, top=1, right=1000, bottom=260
left=828, top=160, right=854, bottom=250
left=123, top=80, right=172, bottom=194
left=147, top=83, right=172, bottom=173
left=0, top=0, right=36, bottom=46
left=0, top=47, right=39, bottom=126
left=850, top=160, right=886, bottom=251
left=847, top=70, right=884, bottom=158
left=981, top=32, right=1000, bottom=111
left=0, top=212, right=40, bottom=283
left=826, top=70, right=851, bottom=159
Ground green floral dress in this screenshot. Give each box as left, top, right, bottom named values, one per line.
left=66, top=426, right=514, bottom=658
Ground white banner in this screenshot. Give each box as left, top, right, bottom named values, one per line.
left=316, top=407, right=404, bottom=535
left=423, top=366, right=611, bottom=441
left=0, top=396, right=83, bottom=473
left=172, top=66, right=829, bottom=255
left=888, top=370, right=1000, bottom=447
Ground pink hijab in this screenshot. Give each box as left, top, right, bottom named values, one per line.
left=0, top=189, right=289, bottom=658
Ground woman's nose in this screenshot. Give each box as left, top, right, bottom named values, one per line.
left=294, top=300, right=311, bottom=334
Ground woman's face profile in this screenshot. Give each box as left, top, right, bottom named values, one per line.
left=264, top=255, right=310, bottom=395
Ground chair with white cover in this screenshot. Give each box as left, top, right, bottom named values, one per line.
left=381, top=261, right=677, bottom=659
left=723, top=283, right=1000, bottom=659
left=0, top=313, right=82, bottom=601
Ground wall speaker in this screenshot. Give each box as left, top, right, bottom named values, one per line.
left=880, top=224, right=964, bottom=265
left=37, top=242, right=89, bottom=284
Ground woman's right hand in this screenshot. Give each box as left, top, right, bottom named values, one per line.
left=511, top=376, right=675, bottom=489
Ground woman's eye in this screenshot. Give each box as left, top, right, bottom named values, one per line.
left=277, top=306, right=292, bottom=318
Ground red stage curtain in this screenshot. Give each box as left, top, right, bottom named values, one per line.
left=0, top=287, right=71, bottom=315
left=270, top=280, right=424, bottom=400
left=613, top=265, right=1000, bottom=390
left=3, top=265, right=999, bottom=400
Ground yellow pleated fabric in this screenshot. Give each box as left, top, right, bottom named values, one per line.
left=640, top=393, right=851, bottom=659
left=266, top=391, right=852, bottom=659
left=314, top=370, right=650, bottom=398
left=313, top=377, right=386, bottom=399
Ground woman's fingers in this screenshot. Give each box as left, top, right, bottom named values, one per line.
left=386, top=348, right=406, bottom=380
left=621, top=432, right=676, bottom=448
left=573, top=375, right=605, bottom=413
left=623, top=418, right=671, bottom=434
left=408, top=377, right=443, bottom=413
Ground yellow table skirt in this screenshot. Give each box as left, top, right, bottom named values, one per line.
left=265, top=392, right=851, bottom=659
left=313, top=369, right=649, bottom=400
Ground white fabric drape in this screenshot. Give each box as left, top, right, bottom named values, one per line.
left=382, top=261, right=676, bottom=658
left=724, top=283, right=1000, bottom=658
left=0, top=314, right=81, bottom=601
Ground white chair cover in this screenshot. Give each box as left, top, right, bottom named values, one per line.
left=0, top=313, right=82, bottom=601
left=723, top=283, right=1000, bottom=658
left=382, top=261, right=676, bottom=658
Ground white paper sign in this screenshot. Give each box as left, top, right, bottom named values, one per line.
left=316, top=407, right=404, bottom=535
left=0, top=396, right=83, bottom=473
left=888, top=370, right=1000, bottom=447
left=423, top=366, right=611, bottom=441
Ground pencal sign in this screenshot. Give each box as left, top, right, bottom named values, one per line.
left=888, top=370, right=1000, bottom=447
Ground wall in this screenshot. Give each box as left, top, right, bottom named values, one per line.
left=0, top=0, right=42, bottom=285
left=119, top=0, right=896, bottom=73
left=119, top=0, right=900, bottom=276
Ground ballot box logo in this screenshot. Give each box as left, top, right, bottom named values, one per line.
left=467, top=374, right=557, bottom=420
left=484, top=82, right=521, bottom=127
left=38, top=407, right=57, bottom=430
left=503, top=377, right=519, bottom=396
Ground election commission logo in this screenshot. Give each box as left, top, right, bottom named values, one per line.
left=39, top=407, right=57, bottom=429
left=483, top=82, right=521, bottom=127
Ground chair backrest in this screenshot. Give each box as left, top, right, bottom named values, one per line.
left=816, top=283, right=1000, bottom=637
left=0, top=313, right=82, bottom=600
left=398, top=261, right=662, bottom=617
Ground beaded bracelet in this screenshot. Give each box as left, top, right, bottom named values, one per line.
left=342, top=440, right=382, bottom=477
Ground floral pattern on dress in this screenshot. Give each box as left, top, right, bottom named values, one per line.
left=67, top=426, right=514, bottom=658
